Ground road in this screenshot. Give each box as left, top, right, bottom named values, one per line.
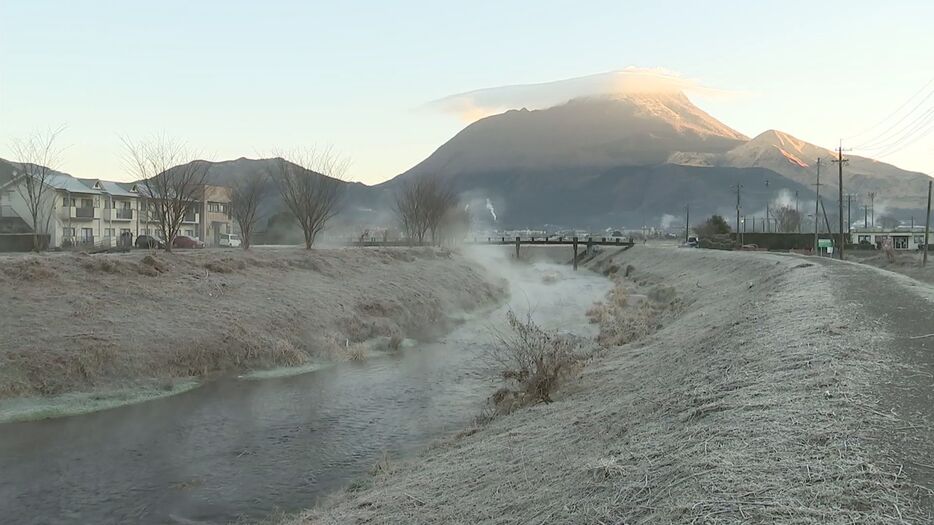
left=811, top=255, right=934, bottom=512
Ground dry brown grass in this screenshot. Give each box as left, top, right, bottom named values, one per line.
left=293, top=247, right=929, bottom=525
left=0, top=247, right=506, bottom=400
left=488, top=310, right=583, bottom=412
left=345, top=343, right=368, bottom=362
left=586, top=278, right=679, bottom=348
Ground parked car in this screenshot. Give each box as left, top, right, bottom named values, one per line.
left=680, top=236, right=699, bottom=248
left=134, top=235, right=165, bottom=249
left=218, top=233, right=242, bottom=248
left=172, top=235, right=204, bottom=249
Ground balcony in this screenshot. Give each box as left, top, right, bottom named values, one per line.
left=60, top=206, right=98, bottom=220
left=182, top=212, right=199, bottom=224
left=106, top=208, right=133, bottom=221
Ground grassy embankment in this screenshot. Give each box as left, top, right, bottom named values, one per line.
left=292, top=246, right=929, bottom=524
left=0, top=247, right=505, bottom=422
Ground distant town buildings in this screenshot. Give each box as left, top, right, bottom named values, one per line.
left=850, top=227, right=930, bottom=251
left=0, top=172, right=233, bottom=249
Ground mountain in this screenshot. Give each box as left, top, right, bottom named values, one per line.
left=719, top=130, right=932, bottom=209
left=384, top=93, right=932, bottom=228
left=401, top=93, right=747, bottom=180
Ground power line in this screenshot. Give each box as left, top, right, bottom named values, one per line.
left=854, top=107, right=934, bottom=153
left=873, top=117, right=934, bottom=158
left=849, top=75, right=934, bottom=146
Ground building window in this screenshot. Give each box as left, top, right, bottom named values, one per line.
left=185, top=229, right=194, bottom=237
left=81, top=228, right=93, bottom=241
left=63, top=196, right=73, bottom=207
left=121, top=228, right=131, bottom=235
left=80, top=198, right=93, bottom=209
left=857, top=235, right=871, bottom=244
left=63, top=227, right=75, bottom=238
left=208, top=202, right=221, bottom=213
left=893, top=236, right=909, bottom=250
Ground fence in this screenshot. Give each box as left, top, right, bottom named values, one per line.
left=0, top=234, right=51, bottom=252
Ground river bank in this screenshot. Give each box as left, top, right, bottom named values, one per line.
left=0, top=247, right=505, bottom=422
left=0, top=250, right=607, bottom=524
left=291, top=246, right=932, bottom=524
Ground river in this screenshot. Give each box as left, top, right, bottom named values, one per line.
left=0, top=256, right=609, bottom=524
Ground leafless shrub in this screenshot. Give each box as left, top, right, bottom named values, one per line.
left=388, top=333, right=404, bottom=351
left=9, top=127, right=65, bottom=252
left=489, top=310, right=582, bottom=409
left=369, top=451, right=396, bottom=477
left=122, top=135, right=210, bottom=252
left=589, top=282, right=678, bottom=348
left=346, top=343, right=368, bottom=361
left=229, top=171, right=267, bottom=249
left=139, top=255, right=168, bottom=273
left=266, top=148, right=348, bottom=249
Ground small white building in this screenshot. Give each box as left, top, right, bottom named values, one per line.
left=850, top=228, right=931, bottom=251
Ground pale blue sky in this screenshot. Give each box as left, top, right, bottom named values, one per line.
left=2, top=0, right=933, bottom=183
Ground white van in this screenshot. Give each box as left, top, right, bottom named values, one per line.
left=219, top=233, right=242, bottom=247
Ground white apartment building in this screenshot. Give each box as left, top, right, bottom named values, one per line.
left=0, top=172, right=233, bottom=250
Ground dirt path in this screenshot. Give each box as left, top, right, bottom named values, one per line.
left=287, top=246, right=933, bottom=524
left=808, top=256, right=934, bottom=514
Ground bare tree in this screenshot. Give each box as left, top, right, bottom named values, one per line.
left=394, top=177, right=431, bottom=244
left=10, top=127, right=65, bottom=251
left=393, top=175, right=458, bottom=245
left=266, top=148, right=348, bottom=249
left=773, top=205, right=802, bottom=233
left=229, top=172, right=267, bottom=250
left=122, top=136, right=210, bottom=252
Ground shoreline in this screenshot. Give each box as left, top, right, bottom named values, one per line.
left=0, top=379, right=201, bottom=424
left=0, top=247, right=507, bottom=421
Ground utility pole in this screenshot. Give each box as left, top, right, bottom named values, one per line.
left=684, top=204, right=690, bottom=243
left=813, top=158, right=822, bottom=254
left=924, top=180, right=932, bottom=267
left=764, top=179, right=770, bottom=233
left=821, top=199, right=834, bottom=255
left=794, top=190, right=800, bottom=233
left=846, top=194, right=852, bottom=235
left=733, top=184, right=742, bottom=246
left=869, top=192, right=876, bottom=227
left=864, top=204, right=869, bottom=228
left=832, top=146, right=848, bottom=260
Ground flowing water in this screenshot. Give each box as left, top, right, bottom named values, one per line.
left=0, top=257, right=609, bottom=524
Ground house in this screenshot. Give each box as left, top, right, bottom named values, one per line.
left=199, top=185, right=235, bottom=247
left=0, top=170, right=234, bottom=250
left=850, top=227, right=931, bottom=251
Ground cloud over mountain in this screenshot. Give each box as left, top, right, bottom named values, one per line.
left=425, top=67, right=737, bottom=122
